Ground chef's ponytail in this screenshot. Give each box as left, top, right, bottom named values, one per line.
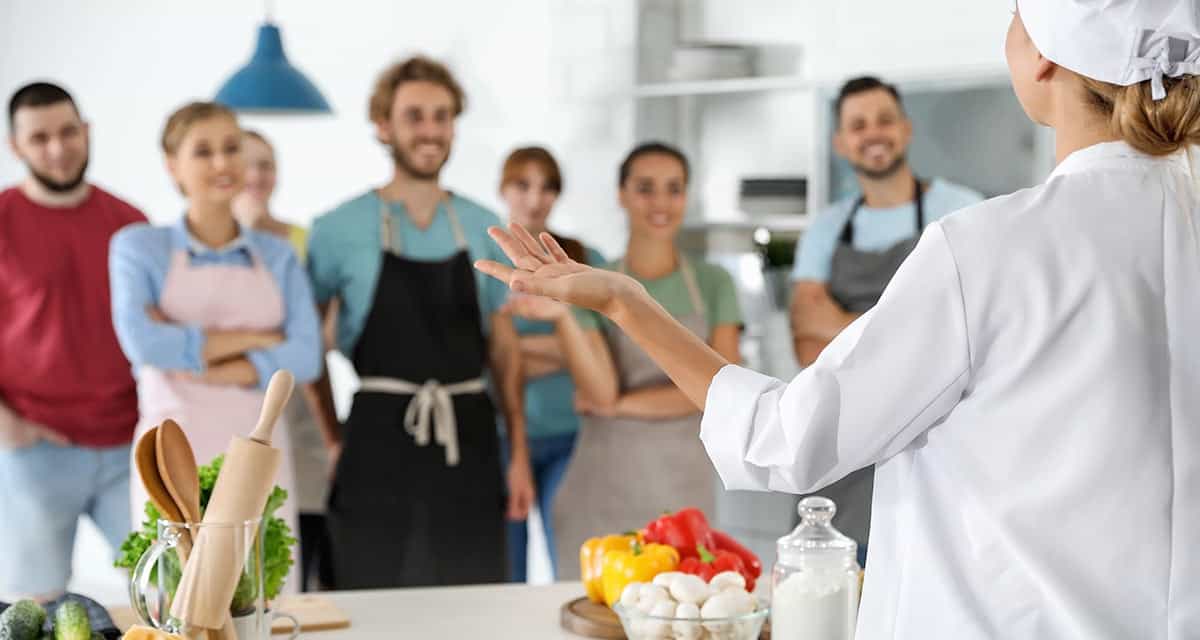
left=1082, top=75, right=1200, bottom=157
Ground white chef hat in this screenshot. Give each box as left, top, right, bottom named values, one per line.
left=1016, top=0, right=1200, bottom=100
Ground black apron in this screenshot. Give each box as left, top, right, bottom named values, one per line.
left=326, top=194, right=506, bottom=588
left=819, top=178, right=925, bottom=552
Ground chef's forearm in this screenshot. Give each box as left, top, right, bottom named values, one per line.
left=609, top=286, right=728, bottom=410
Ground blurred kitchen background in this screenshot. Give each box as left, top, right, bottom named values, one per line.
left=0, top=0, right=1052, bottom=601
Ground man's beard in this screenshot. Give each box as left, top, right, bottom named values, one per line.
left=29, top=155, right=89, bottom=193
left=390, top=141, right=447, bottom=181
left=850, top=152, right=907, bottom=181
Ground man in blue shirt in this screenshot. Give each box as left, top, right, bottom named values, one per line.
left=790, top=77, right=983, bottom=367
left=788, top=76, right=983, bottom=556
left=305, top=56, right=534, bottom=588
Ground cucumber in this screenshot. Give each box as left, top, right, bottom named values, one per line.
left=0, top=600, right=47, bottom=640
left=52, top=601, right=90, bottom=640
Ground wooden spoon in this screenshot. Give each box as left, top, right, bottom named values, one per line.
left=134, top=426, right=185, bottom=525
left=156, top=419, right=202, bottom=526
left=136, top=425, right=205, bottom=636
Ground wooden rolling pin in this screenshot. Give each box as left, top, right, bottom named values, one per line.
left=170, top=371, right=294, bottom=632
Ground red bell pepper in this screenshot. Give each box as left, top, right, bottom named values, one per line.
left=644, top=507, right=715, bottom=560
left=678, top=544, right=754, bottom=591
left=710, top=528, right=763, bottom=580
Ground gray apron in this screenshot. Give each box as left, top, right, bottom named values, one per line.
left=553, top=257, right=713, bottom=579
left=820, top=178, right=925, bottom=549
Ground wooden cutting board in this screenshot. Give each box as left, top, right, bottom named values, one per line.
left=560, top=597, right=771, bottom=639
left=560, top=598, right=624, bottom=639
left=270, top=595, right=351, bottom=634
left=109, top=595, right=350, bottom=635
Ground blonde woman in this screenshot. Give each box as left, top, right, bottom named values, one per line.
left=110, top=103, right=321, bottom=591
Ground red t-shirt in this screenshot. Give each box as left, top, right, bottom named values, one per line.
left=0, top=185, right=146, bottom=446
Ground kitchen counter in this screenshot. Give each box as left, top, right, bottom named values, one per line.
left=113, top=582, right=599, bottom=640
left=313, top=582, right=588, bottom=639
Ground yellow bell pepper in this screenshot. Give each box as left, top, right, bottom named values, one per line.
left=601, top=542, right=680, bottom=607
left=580, top=532, right=641, bottom=603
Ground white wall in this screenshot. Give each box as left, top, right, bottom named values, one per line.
left=0, top=0, right=637, bottom=256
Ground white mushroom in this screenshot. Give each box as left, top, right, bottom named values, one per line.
left=644, top=599, right=677, bottom=638
left=619, top=582, right=644, bottom=609
left=638, top=584, right=671, bottom=607
left=668, top=573, right=711, bottom=605
left=700, top=590, right=757, bottom=638
left=699, top=589, right=756, bottom=619
left=707, top=571, right=746, bottom=593
left=653, top=571, right=685, bottom=588
left=671, top=602, right=703, bottom=640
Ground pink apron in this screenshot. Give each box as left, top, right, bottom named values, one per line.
left=130, top=247, right=299, bottom=591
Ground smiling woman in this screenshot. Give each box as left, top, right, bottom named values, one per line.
left=108, top=102, right=323, bottom=597
left=507, top=141, right=745, bottom=580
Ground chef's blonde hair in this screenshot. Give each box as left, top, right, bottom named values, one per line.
left=1082, top=75, right=1200, bottom=157
left=161, top=101, right=237, bottom=155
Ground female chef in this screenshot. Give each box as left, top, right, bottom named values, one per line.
left=477, top=2, right=1200, bottom=636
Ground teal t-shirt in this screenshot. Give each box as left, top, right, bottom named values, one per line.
left=307, top=190, right=511, bottom=356
left=516, top=245, right=606, bottom=439
left=575, top=256, right=743, bottom=334
left=791, top=178, right=984, bottom=282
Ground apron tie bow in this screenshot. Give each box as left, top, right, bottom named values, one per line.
left=359, top=376, right=487, bottom=467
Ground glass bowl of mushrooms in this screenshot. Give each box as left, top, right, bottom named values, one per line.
left=611, top=571, right=769, bottom=640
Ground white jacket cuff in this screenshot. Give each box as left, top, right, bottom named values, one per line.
left=700, top=364, right=780, bottom=492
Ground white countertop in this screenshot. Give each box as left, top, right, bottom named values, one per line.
left=300, top=582, right=591, bottom=640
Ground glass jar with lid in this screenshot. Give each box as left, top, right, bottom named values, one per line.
left=770, top=496, right=861, bottom=639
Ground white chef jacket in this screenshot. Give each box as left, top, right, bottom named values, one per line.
left=701, top=141, right=1199, bottom=639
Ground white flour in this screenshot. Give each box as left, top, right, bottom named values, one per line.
left=770, top=570, right=859, bottom=639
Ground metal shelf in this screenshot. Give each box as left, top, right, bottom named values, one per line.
left=633, top=75, right=810, bottom=98
left=631, top=64, right=1011, bottom=99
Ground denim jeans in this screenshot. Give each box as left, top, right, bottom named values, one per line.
left=501, top=432, right=576, bottom=583
left=0, top=441, right=130, bottom=597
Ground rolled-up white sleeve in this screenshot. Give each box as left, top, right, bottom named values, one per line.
left=700, top=223, right=972, bottom=494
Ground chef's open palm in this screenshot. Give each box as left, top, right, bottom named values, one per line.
left=476, top=225, right=633, bottom=316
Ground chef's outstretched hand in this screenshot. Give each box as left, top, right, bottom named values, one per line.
left=476, top=224, right=641, bottom=318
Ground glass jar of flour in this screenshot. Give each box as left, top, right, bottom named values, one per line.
left=770, top=496, right=861, bottom=639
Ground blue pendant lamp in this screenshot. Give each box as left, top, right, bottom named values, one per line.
left=215, top=2, right=331, bottom=114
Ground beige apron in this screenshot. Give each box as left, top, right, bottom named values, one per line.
left=554, top=257, right=713, bottom=579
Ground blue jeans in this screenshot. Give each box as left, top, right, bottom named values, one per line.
left=0, top=441, right=131, bottom=597
left=501, top=432, right=576, bottom=583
